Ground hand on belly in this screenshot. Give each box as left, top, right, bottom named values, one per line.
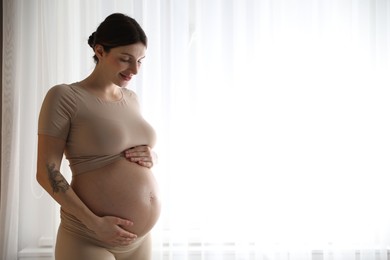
left=90, top=215, right=138, bottom=247
left=72, top=159, right=161, bottom=238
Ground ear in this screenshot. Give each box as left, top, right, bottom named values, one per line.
left=94, top=44, right=105, bottom=61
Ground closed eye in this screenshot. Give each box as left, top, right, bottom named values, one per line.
left=119, top=55, right=145, bottom=65
left=120, top=58, right=132, bottom=63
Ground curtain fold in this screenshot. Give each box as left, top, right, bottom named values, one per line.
left=2, top=1, right=390, bottom=260
left=1, top=0, right=21, bottom=259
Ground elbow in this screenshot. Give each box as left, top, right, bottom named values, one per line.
left=36, top=169, right=47, bottom=187
left=36, top=158, right=49, bottom=187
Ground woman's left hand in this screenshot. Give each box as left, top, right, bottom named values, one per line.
left=124, top=145, right=157, bottom=168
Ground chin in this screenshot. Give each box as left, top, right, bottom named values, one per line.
left=116, top=81, right=130, bottom=88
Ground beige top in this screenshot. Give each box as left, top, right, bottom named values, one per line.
left=38, top=83, right=156, bottom=175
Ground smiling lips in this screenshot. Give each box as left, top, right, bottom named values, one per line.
left=120, top=73, right=132, bottom=81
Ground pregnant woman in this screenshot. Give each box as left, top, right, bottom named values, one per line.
left=36, top=13, right=161, bottom=260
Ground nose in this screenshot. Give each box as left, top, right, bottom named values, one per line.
left=128, top=61, right=139, bottom=75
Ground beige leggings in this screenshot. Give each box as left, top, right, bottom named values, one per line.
left=55, top=209, right=152, bottom=260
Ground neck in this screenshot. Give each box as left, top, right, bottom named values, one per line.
left=83, top=67, right=115, bottom=89
left=78, top=68, right=122, bottom=101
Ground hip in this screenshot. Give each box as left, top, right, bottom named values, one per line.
left=57, top=210, right=152, bottom=259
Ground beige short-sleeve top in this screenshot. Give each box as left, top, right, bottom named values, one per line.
left=38, top=83, right=156, bottom=175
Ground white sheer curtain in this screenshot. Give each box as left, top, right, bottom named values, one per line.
left=2, top=0, right=390, bottom=260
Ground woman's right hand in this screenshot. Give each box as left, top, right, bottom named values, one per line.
left=92, top=216, right=137, bottom=247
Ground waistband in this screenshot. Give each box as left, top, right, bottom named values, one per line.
left=60, top=208, right=149, bottom=253
left=60, top=208, right=101, bottom=245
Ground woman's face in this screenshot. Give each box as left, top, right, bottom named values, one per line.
left=97, top=42, right=146, bottom=87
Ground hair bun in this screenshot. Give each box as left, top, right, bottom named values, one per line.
left=88, top=32, right=96, bottom=48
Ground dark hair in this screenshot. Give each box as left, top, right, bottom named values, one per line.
left=88, top=13, right=147, bottom=63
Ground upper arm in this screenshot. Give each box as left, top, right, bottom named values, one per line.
left=38, top=85, right=76, bottom=140
left=36, top=85, right=75, bottom=182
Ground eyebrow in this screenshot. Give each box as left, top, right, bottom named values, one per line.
left=120, top=53, right=146, bottom=59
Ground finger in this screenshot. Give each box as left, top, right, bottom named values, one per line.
left=130, top=152, right=150, bottom=157
left=118, top=229, right=137, bottom=239
left=138, top=161, right=153, bottom=168
left=115, top=218, right=133, bottom=227
left=129, top=157, right=141, bottom=162
left=125, top=157, right=152, bottom=168
left=125, top=151, right=150, bottom=159
left=130, top=156, right=152, bottom=163
left=115, top=219, right=137, bottom=239
left=133, top=151, right=151, bottom=157
left=116, top=228, right=137, bottom=239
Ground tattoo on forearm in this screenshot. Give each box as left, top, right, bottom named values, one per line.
left=46, top=163, right=70, bottom=194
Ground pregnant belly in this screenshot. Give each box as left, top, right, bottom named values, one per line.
left=71, top=158, right=161, bottom=237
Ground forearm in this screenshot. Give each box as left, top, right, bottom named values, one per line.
left=36, top=162, right=98, bottom=230
left=36, top=135, right=137, bottom=246
left=37, top=159, right=137, bottom=245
